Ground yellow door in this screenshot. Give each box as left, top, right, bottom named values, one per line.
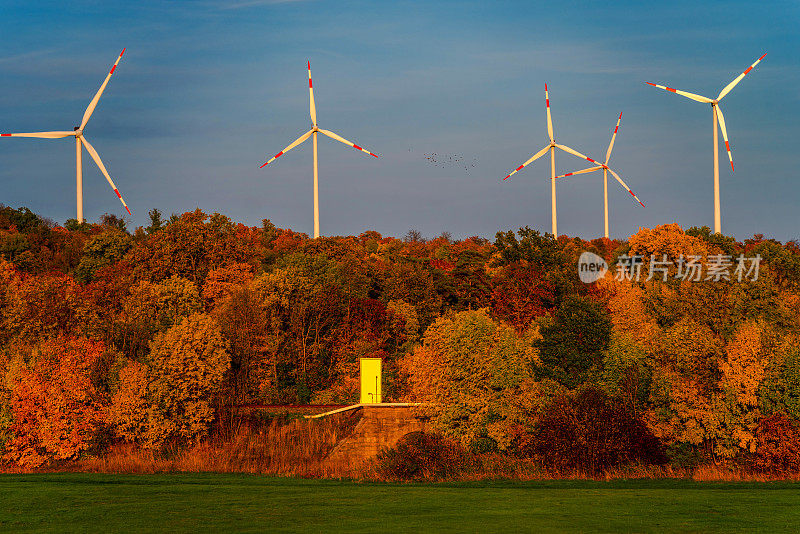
left=360, top=358, right=382, bottom=404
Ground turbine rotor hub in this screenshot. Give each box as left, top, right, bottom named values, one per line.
left=73, top=127, right=83, bottom=137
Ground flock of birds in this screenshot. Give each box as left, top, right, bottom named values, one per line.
left=423, top=152, right=478, bottom=174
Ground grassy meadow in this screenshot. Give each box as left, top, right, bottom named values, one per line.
left=2, top=474, right=800, bottom=532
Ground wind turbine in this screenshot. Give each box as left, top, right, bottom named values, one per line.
left=646, top=53, right=766, bottom=234
left=1, top=49, right=131, bottom=222
left=260, top=61, right=378, bottom=239
left=502, top=84, right=611, bottom=237
left=553, top=112, right=645, bottom=238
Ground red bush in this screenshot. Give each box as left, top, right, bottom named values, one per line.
left=529, top=387, right=665, bottom=473
left=375, top=431, right=471, bottom=480
left=751, top=413, right=800, bottom=474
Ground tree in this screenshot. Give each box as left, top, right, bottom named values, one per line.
left=686, top=226, right=736, bottom=255
left=1, top=273, right=80, bottom=343
left=249, top=261, right=348, bottom=403
left=490, top=264, right=554, bottom=331
left=494, top=227, right=562, bottom=269
left=107, top=360, right=150, bottom=444
left=110, top=314, right=230, bottom=449
left=534, top=295, right=611, bottom=388
left=116, top=276, right=203, bottom=360
left=0, top=205, right=46, bottom=233
left=404, top=229, right=424, bottom=243
left=202, top=263, right=254, bottom=305
left=386, top=299, right=420, bottom=352
left=3, top=337, right=106, bottom=467
left=127, top=209, right=264, bottom=284
left=751, top=413, right=800, bottom=474
left=74, top=229, right=133, bottom=283
left=145, top=208, right=165, bottom=235
left=716, top=321, right=771, bottom=456
left=493, top=227, right=579, bottom=304
left=211, top=284, right=272, bottom=404
left=758, top=338, right=800, bottom=421
left=401, top=309, right=537, bottom=450
left=99, top=213, right=127, bottom=232
left=627, top=223, right=709, bottom=262
left=601, top=333, right=652, bottom=416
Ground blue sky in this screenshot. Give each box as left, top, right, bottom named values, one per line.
left=0, top=0, right=797, bottom=240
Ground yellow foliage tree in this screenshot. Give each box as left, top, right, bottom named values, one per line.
left=628, top=223, right=709, bottom=261
left=600, top=278, right=662, bottom=348
left=401, top=309, right=537, bottom=450
left=717, top=321, right=770, bottom=455
left=109, top=313, right=230, bottom=449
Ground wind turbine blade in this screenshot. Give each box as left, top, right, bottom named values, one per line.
left=605, top=112, right=622, bottom=165
left=318, top=129, right=378, bottom=158
left=502, top=145, right=549, bottom=180
left=260, top=129, right=314, bottom=168
left=545, top=84, right=554, bottom=142
left=308, top=61, right=317, bottom=127
left=608, top=167, right=645, bottom=207
left=555, top=166, right=603, bottom=179
left=79, top=136, right=131, bottom=215
left=715, top=105, right=734, bottom=172
left=645, top=82, right=713, bottom=103
left=0, top=131, right=76, bottom=138
left=718, top=53, right=767, bottom=101
left=80, top=48, right=125, bottom=130
left=555, top=143, right=602, bottom=165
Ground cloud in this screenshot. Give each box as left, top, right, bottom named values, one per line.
left=216, top=0, right=309, bottom=10
left=0, top=49, right=54, bottom=65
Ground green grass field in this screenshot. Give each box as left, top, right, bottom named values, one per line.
left=2, top=474, right=800, bottom=533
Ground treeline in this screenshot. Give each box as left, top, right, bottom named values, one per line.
left=2, top=205, right=800, bottom=474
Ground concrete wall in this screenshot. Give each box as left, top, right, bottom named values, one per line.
left=325, top=405, right=427, bottom=464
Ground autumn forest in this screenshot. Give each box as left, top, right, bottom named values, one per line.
left=1, top=204, right=800, bottom=477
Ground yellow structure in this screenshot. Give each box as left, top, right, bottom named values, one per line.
left=360, top=358, right=382, bottom=404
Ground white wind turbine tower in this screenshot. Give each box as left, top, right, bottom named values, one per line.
left=502, top=84, right=619, bottom=237
left=1, top=49, right=131, bottom=222
left=553, top=112, right=645, bottom=238
left=260, top=61, right=378, bottom=239
left=646, top=53, right=766, bottom=234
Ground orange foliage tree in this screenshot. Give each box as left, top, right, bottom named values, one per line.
left=401, top=309, right=537, bottom=450
left=3, top=337, right=106, bottom=467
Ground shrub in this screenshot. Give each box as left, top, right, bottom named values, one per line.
left=530, top=387, right=665, bottom=473
left=751, top=413, right=800, bottom=474
left=375, top=431, right=471, bottom=481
